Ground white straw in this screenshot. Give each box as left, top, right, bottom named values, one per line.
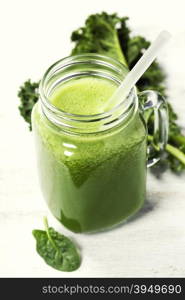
left=105, top=31, right=171, bottom=110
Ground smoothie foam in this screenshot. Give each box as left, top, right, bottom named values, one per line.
left=50, top=77, right=117, bottom=115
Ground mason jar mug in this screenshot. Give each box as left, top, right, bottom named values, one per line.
left=32, top=54, right=168, bottom=233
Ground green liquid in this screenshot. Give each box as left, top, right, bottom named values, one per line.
left=32, top=77, right=147, bottom=233
left=51, top=77, right=116, bottom=114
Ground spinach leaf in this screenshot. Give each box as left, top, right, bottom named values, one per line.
left=32, top=217, right=81, bottom=272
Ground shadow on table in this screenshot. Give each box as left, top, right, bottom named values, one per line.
left=89, top=193, right=160, bottom=235
left=125, top=194, right=159, bottom=225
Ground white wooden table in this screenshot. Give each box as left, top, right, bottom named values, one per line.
left=0, top=0, right=185, bottom=277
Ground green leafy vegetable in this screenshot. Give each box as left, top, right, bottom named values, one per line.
left=32, top=217, right=81, bottom=272
left=18, top=80, right=39, bottom=130
left=17, top=12, right=185, bottom=174
left=71, top=13, right=129, bottom=66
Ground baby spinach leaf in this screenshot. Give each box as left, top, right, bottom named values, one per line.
left=32, top=217, right=81, bottom=272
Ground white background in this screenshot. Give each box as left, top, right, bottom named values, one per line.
left=0, top=0, right=185, bottom=277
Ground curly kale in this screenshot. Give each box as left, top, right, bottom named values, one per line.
left=71, top=13, right=129, bottom=66
left=18, top=12, right=185, bottom=173
left=18, top=80, right=39, bottom=130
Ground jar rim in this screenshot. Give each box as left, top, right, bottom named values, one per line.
left=39, top=54, right=137, bottom=133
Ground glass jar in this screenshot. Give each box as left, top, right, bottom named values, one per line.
left=32, top=54, right=168, bottom=233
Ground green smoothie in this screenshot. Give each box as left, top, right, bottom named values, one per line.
left=32, top=76, right=147, bottom=233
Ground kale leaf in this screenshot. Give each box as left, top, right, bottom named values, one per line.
left=71, top=12, right=129, bottom=65
left=18, top=80, right=39, bottom=130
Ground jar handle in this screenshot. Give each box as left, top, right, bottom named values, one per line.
left=138, top=90, right=169, bottom=167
